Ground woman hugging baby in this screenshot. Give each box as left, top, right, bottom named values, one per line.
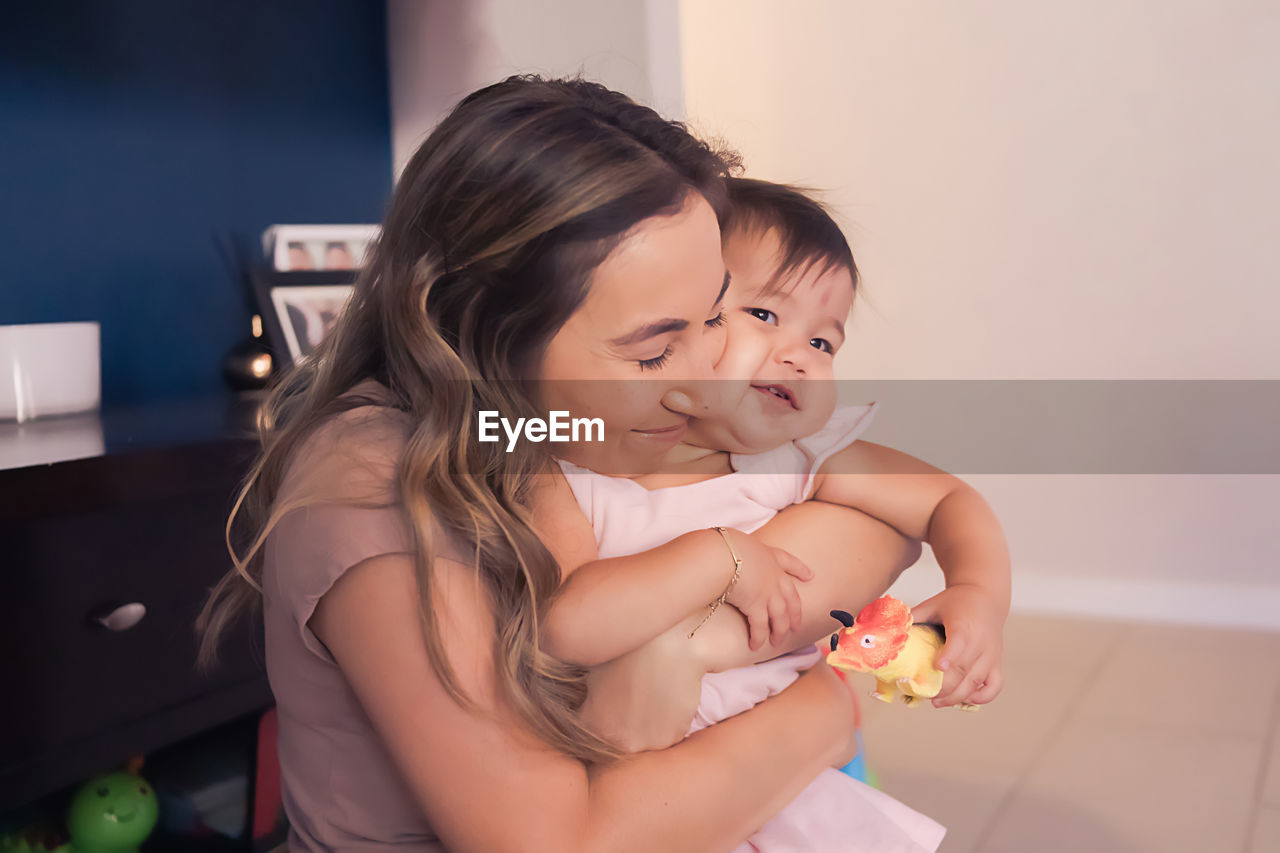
left=201, top=76, right=1009, bottom=852
left=542, top=178, right=1012, bottom=852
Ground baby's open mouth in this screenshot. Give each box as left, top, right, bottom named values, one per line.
left=752, top=383, right=797, bottom=410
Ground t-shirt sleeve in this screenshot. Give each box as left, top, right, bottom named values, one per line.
left=267, top=502, right=414, bottom=662
left=262, top=405, right=466, bottom=663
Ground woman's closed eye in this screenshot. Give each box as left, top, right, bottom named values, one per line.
left=638, top=346, right=673, bottom=371
left=745, top=307, right=778, bottom=325
left=704, top=310, right=726, bottom=328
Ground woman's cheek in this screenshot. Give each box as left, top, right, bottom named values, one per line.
left=706, top=321, right=729, bottom=367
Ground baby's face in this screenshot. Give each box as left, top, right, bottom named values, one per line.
left=687, top=228, right=852, bottom=454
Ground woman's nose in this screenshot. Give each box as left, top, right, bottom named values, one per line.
left=661, top=332, right=723, bottom=414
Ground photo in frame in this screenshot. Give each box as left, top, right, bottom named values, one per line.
left=262, top=224, right=379, bottom=272
left=251, top=269, right=356, bottom=366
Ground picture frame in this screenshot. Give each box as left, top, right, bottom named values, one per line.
left=250, top=269, right=357, bottom=366
left=261, top=224, right=379, bottom=272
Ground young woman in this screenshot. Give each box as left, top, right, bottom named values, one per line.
left=200, top=76, right=918, bottom=852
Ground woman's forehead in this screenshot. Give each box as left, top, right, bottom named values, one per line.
left=581, top=195, right=726, bottom=320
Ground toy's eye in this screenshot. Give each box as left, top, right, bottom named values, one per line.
left=139, top=786, right=148, bottom=795
left=829, top=633, right=839, bottom=652
left=97, top=786, right=109, bottom=797
left=860, top=635, right=875, bottom=648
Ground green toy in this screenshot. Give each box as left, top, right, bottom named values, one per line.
left=58, top=772, right=157, bottom=853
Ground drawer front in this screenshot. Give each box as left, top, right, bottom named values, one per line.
left=1, top=487, right=265, bottom=768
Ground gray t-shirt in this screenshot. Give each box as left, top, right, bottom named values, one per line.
left=262, top=394, right=461, bottom=851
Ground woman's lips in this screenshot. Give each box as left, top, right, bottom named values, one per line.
left=632, top=421, right=688, bottom=443
left=751, top=383, right=798, bottom=411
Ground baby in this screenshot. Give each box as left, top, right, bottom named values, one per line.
left=545, top=178, right=1011, bottom=852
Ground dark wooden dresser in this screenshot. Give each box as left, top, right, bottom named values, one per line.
left=0, top=396, right=273, bottom=810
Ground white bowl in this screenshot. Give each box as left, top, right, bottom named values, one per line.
left=0, top=322, right=101, bottom=422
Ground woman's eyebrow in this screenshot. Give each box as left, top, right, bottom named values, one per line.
left=714, top=270, right=731, bottom=306
left=611, top=271, right=731, bottom=348
left=610, top=318, right=689, bottom=348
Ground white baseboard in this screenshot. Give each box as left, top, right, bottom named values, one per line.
left=887, top=568, right=1280, bottom=632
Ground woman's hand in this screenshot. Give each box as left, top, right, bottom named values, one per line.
left=910, top=583, right=1007, bottom=707
left=580, top=628, right=705, bottom=753
left=718, top=528, right=814, bottom=651
left=793, top=663, right=860, bottom=769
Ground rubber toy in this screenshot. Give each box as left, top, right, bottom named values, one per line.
left=59, top=771, right=157, bottom=852
left=826, top=595, right=978, bottom=711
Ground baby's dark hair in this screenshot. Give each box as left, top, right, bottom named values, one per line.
left=724, top=177, right=857, bottom=295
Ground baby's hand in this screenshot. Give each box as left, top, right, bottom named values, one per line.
left=718, top=529, right=814, bottom=651
left=911, top=583, right=1006, bottom=708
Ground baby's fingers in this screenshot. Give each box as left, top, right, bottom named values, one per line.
left=774, top=548, right=814, bottom=582
left=745, top=606, right=769, bottom=651
left=965, top=667, right=1004, bottom=705
left=934, top=654, right=985, bottom=707
left=935, top=629, right=967, bottom=674
left=767, top=595, right=791, bottom=647
left=783, top=581, right=803, bottom=637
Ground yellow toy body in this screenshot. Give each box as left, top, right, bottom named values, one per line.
left=826, top=596, right=977, bottom=711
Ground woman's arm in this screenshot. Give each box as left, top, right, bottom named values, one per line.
left=688, top=500, right=923, bottom=673
left=577, top=502, right=921, bottom=754
left=310, top=551, right=856, bottom=853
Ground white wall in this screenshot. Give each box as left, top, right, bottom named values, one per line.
left=683, top=1, right=1280, bottom=628
left=387, top=0, right=684, bottom=175
left=384, top=2, right=1280, bottom=628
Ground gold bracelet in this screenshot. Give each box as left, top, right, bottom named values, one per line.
left=688, top=526, right=743, bottom=638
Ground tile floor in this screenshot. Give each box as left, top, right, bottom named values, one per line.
left=858, top=611, right=1280, bottom=853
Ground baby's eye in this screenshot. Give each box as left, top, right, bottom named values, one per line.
left=704, top=310, right=726, bottom=329
left=638, top=346, right=673, bottom=371
left=810, top=338, right=834, bottom=354
left=745, top=307, right=778, bottom=325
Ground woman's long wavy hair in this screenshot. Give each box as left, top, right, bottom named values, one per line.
left=197, top=76, right=739, bottom=764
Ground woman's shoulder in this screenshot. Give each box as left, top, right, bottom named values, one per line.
left=278, top=381, right=414, bottom=508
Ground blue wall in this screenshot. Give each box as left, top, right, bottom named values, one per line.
left=0, top=0, right=392, bottom=404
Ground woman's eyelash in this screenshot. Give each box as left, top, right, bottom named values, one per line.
left=639, top=346, right=673, bottom=371
left=704, top=311, right=726, bottom=328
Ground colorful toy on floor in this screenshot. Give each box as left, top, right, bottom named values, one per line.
left=827, top=595, right=978, bottom=711
left=57, top=770, right=158, bottom=853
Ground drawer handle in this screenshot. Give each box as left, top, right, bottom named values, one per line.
left=92, top=602, right=147, bottom=632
